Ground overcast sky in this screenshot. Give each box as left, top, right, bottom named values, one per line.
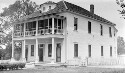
left=0, top=0, right=125, bottom=39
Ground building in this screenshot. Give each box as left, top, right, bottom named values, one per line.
left=12, top=1, right=117, bottom=65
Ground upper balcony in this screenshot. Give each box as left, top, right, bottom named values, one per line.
left=13, top=16, right=65, bottom=38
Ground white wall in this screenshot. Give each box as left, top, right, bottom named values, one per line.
left=59, top=12, right=117, bottom=61
left=25, top=38, right=65, bottom=62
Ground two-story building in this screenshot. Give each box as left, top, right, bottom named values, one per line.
left=12, top=1, right=117, bottom=65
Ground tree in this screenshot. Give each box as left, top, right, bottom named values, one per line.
left=117, top=36, right=125, bottom=55
left=0, top=0, right=39, bottom=59
left=116, top=0, right=125, bottom=19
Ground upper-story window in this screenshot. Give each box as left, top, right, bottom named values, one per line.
left=109, top=27, right=112, bottom=37
left=74, top=17, right=78, bottom=31
left=49, top=6, right=51, bottom=10
left=100, top=24, right=103, bottom=36
left=88, top=21, right=91, bottom=33
left=43, top=7, right=45, bottom=11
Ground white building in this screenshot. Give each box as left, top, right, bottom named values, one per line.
left=12, top=1, right=117, bottom=65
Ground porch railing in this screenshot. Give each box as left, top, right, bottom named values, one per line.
left=25, top=30, right=36, bottom=36
left=13, top=32, right=24, bottom=37
left=14, top=29, right=64, bottom=37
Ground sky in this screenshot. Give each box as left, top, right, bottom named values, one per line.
left=0, top=0, right=125, bottom=39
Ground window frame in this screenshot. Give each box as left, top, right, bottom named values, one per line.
left=101, top=46, right=103, bottom=56
left=88, top=45, right=91, bottom=57
left=100, top=24, right=103, bottom=36
left=31, top=45, right=34, bottom=56
left=48, top=44, right=52, bottom=57
left=110, top=46, right=112, bottom=57
left=74, top=43, right=78, bottom=57
left=74, top=17, right=78, bottom=31
left=88, top=21, right=91, bottom=34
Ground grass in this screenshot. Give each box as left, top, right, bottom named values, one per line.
left=1, top=66, right=125, bottom=73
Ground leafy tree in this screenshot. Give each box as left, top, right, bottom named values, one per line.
left=116, top=0, right=125, bottom=19
left=117, top=36, right=125, bottom=55
left=0, top=0, right=39, bottom=59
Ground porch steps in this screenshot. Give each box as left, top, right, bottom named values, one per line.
left=25, top=62, right=35, bottom=68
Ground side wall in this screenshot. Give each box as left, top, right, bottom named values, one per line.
left=59, top=12, right=117, bottom=62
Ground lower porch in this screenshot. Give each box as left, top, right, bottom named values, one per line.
left=12, top=38, right=66, bottom=63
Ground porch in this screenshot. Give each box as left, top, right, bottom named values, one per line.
left=13, top=15, right=66, bottom=38
left=12, top=37, right=66, bottom=63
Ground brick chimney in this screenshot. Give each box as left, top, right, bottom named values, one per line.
left=90, top=4, right=94, bottom=14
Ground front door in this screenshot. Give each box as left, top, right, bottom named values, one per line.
left=56, top=43, right=61, bottom=62
left=38, top=44, right=44, bottom=61
left=25, top=45, right=28, bottom=61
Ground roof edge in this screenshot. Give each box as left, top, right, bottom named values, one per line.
left=62, top=0, right=68, bottom=9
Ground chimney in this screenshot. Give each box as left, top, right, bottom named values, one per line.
left=90, top=4, right=94, bottom=14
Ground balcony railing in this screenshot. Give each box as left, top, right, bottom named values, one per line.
left=13, top=29, right=64, bottom=37
left=25, top=30, right=36, bottom=36
left=13, top=32, right=24, bottom=37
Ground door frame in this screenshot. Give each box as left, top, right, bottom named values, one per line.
left=38, top=43, right=45, bottom=62
left=56, top=43, right=61, bottom=62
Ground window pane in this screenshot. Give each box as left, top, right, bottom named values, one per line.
left=88, top=21, right=91, bottom=33
left=88, top=45, right=91, bottom=57
left=58, top=19, right=61, bottom=29
left=45, top=19, right=48, bottom=29
left=74, top=17, right=78, bottom=30
left=109, top=27, right=112, bottom=37
left=49, top=18, right=52, bottom=28
left=110, top=46, right=112, bottom=56
left=74, top=44, right=78, bottom=57
left=54, top=18, right=57, bottom=28
left=101, top=46, right=103, bottom=56
left=48, top=44, right=52, bottom=57
left=31, top=45, right=34, bottom=56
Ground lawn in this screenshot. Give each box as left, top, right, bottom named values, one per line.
left=1, top=66, right=125, bottom=73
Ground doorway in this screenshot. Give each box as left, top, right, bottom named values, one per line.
left=38, top=44, right=44, bottom=62
left=25, top=45, right=28, bottom=61
left=56, top=43, right=61, bottom=62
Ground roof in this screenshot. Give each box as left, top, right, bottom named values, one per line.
left=22, top=0, right=116, bottom=26
left=40, top=1, right=56, bottom=6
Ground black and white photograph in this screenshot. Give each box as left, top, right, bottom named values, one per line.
left=0, top=0, right=125, bottom=73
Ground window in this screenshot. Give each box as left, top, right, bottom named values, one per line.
left=114, top=31, right=115, bottom=37
left=74, top=43, right=78, bottom=57
left=100, top=24, right=103, bottom=36
left=43, top=7, right=45, bottom=11
left=74, top=17, right=78, bottom=30
left=49, top=6, right=51, bottom=10
left=88, top=45, right=91, bottom=57
left=109, top=27, right=112, bottom=37
left=110, top=46, right=112, bottom=57
left=101, top=46, right=103, bottom=56
left=88, top=21, right=91, bottom=33
left=48, top=44, right=52, bottom=57
left=31, top=45, right=34, bottom=56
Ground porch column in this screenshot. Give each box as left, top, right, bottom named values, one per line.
left=51, top=38, right=55, bottom=63
left=22, top=40, right=26, bottom=60
left=52, top=18, right=54, bottom=34
left=35, top=38, right=39, bottom=63
left=12, top=40, right=14, bottom=58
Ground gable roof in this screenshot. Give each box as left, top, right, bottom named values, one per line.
left=23, top=0, right=116, bottom=26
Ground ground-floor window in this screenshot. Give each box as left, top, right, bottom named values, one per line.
left=31, top=45, right=34, bottom=56
left=88, top=45, right=91, bottom=57
left=101, top=46, right=103, bottom=56
left=110, top=46, right=112, bottom=57
left=74, top=43, right=78, bottom=57
left=48, top=44, right=52, bottom=57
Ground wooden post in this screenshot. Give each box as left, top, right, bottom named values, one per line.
left=35, top=38, right=39, bottom=63
left=51, top=38, right=55, bottom=63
